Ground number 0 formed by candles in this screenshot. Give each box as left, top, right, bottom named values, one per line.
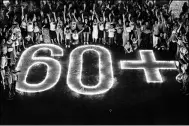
left=67, top=45, right=114, bottom=95
left=16, top=44, right=63, bottom=93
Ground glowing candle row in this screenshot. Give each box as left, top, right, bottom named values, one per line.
left=16, top=44, right=177, bottom=95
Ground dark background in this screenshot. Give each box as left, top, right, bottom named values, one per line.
left=0, top=45, right=189, bottom=125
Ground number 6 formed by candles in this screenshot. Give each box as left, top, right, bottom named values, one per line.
left=67, top=45, right=114, bottom=95
left=16, top=44, right=63, bottom=93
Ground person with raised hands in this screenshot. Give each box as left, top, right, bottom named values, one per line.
left=33, top=21, right=40, bottom=44
left=98, top=11, right=105, bottom=45
left=107, top=23, right=116, bottom=46
left=64, top=26, right=72, bottom=48
left=56, top=14, right=64, bottom=45
left=4, top=66, right=13, bottom=100
left=20, top=6, right=27, bottom=40
left=47, top=12, right=57, bottom=44
left=72, top=28, right=84, bottom=46
left=115, top=18, right=123, bottom=46
left=71, top=10, right=78, bottom=32
left=26, top=13, right=36, bottom=42
left=0, top=41, right=8, bottom=90
left=104, top=13, right=111, bottom=45
left=9, top=65, right=20, bottom=99
left=83, top=18, right=91, bottom=45
left=76, top=12, right=84, bottom=45
left=92, top=10, right=99, bottom=44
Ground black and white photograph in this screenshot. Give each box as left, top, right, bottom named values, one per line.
left=0, top=0, right=189, bottom=125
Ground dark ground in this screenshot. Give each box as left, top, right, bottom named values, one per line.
left=0, top=43, right=189, bottom=125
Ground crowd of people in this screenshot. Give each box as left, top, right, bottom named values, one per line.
left=0, top=0, right=189, bottom=100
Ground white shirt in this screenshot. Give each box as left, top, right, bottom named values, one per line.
left=93, top=24, right=98, bottom=32
left=108, top=28, right=115, bottom=38
left=126, top=27, right=131, bottom=33
left=12, top=73, right=18, bottom=81
left=11, top=34, right=16, bottom=41
left=72, top=33, right=79, bottom=40
left=125, top=42, right=132, bottom=51
left=27, top=22, right=33, bottom=32
left=13, top=27, right=21, bottom=34
left=99, top=22, right=104, bottom=31
left=50, top=22, right=56, bottom=31
left=2, top=46, right=7, bottom=54
left=7, top=73, right=13, bottom=84
left=65, top=30, right=71, bottom=39
left=34, top=26, right=40, bottom=33
left=105, top=22, right=110, bottom=30
left=1, top=56, right=7, bottom=69
left=21, top=21, right=27, bottom=29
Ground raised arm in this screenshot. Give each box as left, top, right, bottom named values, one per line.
left=128, top=13, right=131, bottom=22
left=64, top=27, right=66, bottom=35
left=48, top=2, right=52, bottom=11
left=93, top=3, right=96, bottom=12
left=92, top=10, right=95, bottom=20
left=160, top=12, right=165, bottom=24
left=103, top=11, right=105, bottom=22
left=109, top=13, right=112, bottom=22
left=25, top=14, right=28, bottom=23
left=111, top=10, right=115, bottom=17
left=53, top=12, right=57, bottom=22
left=32, top=13, right=36, bottom=22
left=81, top=12, right=84, bottom=22
left=68, top=12, right=71, bottom=20
left=40, top=10, right=44, bottom=18
left=78, top=28, right=84, bottom=34
left=63, top=10, right=66, bottom=24
left=177, top=22, right=183, bottom=33
left=47, top=13, right=51, bottom=23
left=95, top=12, right=100, bottom=23
left=73, top=12, right=78, bottom=22
left=155, top=9, right=161, bottom=23
left=123, top=14, right=126, bottom=30
left=64, top=5, right=67, bottom=19
left=21, top=6, right=24, bottom=20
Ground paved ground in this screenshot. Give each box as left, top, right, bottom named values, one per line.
left=0, top=44, right=189, bottom=125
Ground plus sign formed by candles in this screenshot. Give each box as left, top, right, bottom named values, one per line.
left=120, top=50, right=177, bottom=83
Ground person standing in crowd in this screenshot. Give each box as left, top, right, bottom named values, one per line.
left=4, top=66, right=12, bottom=99
left=108, top=24, right=116, bottom=46
left=104, top=14, right=111, bottom=45
left=56, top=16, right=64, bottom=45
left=21, top=7, right=27, bottom=43
left=7, top=37, right=17, bottom=67
left=33, top=21, right=40, bottom=44
left=42, top=17, right=51, bottom=44
left=0, top=54, right=7, bottom=90
left=153, top=20, right=161, bottom=49
left=9, top=65, right=19, bottom=99
left=26, top=14, right=35, bottom=42
left=123, top=14, right=132, bottom=53
left=72, top=28, right=84, bottom=45
left=115, top=18, right=123, bottom=46
left=83, top=18, right=90, bottom=45
left=48, top=12, right=57, bottom=44
left=64, top=26, right=72, bottom=48
left=98, top=12, right=105, bottom=44
left=92, top=12, right=99, bottom=44
left=76, top=15, right=84, bottom=45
